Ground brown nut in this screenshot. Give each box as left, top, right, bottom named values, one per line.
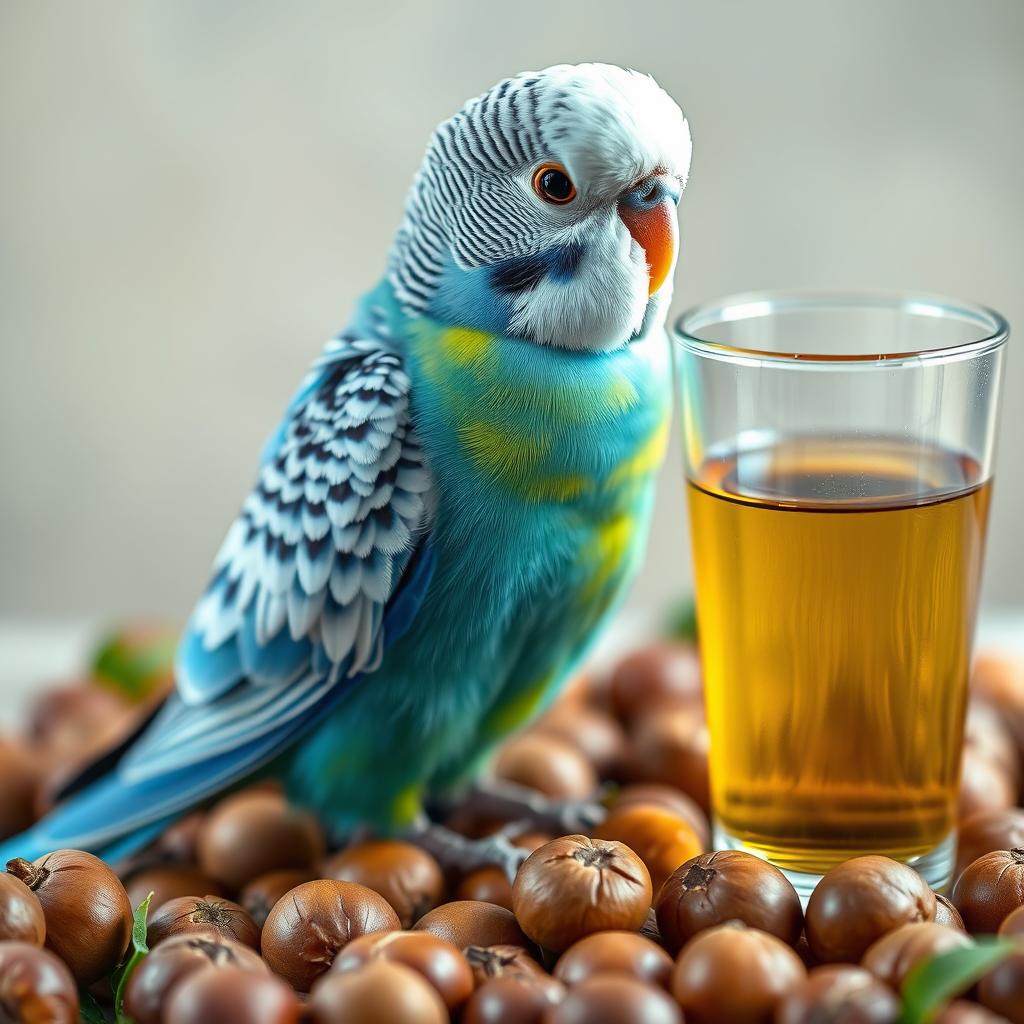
left=934, top=892, right=967, bottom=931
left=553, top=930, right=672, bottom=988
left=532, top=703, right=629, bottom=776
left=805, top=856, right=935, bottom=963
left=671, top=922, right=806, bottom=1024
left=610, top=643, right=703, bottom=721
left=957, top=809, right=1024, bottom=879
left=959, top=749, right=1016, bottom=820
left=123, top=865, right=225, bottom=913
left=323, top=841, right=444, bottom=928
left=261, top=878, right=400, bottom=991
left=6, top=849, right=133, bottom=984
left=331, top=930, right=474, bottom=1010
left=978, top=947, right=1024, bottom=1024
left=0, top=940, right=79, bottom=1023
left=463, top=944, right=546, bottom=986
left=164, top=962, right=300, bottom=1024
left=494, top=734, right=598, bottom=799
left=593, top=805, right=703, bottom=893
left=147, top=894, right=260, bottom=949
left=0, top=872, right=46, bottom=945
left=155, top=812, right=205, bottom=864
left=512, top=836, right=652, bottom=952
left=952, top=847, right=1024, bottom=933
left=627, top=707, right=710, bottom=811
left=413, top=899, right=531, bottom=950
left=309, top=959, right=447, bottom=1024
left=545, top=973, right=682, bottom=1023
left=861, top=921, right=972, bottom=988
left=775, top=964, right=901, bottom=1024
left=965, top=699, right=1022, bottom=790
left=457, top=867, right=514, bottom=910
left=972, top=651, right=1024, bottom=752
left=123, top=931, right=269, bottom=1024
left=0, top=738, right=41, bottom=841
left=612, top=784, right=711, bottom=850
left=27, top=683, right=131, bottom=758
left=463, top=973, right=565, bottom=1024
left=238, top=869, right=316, bottom=928
left=197, top=790, right=325, bottom=891
left=656, top=850, right=803, bottom=954
left=935, top=1001, right=1013, bottom=1023
left=1000, top=904, right=1024, bottom=937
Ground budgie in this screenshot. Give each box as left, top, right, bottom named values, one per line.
left=1, top=63, right=692, bottom=876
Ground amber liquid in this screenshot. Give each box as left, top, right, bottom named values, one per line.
left=688, top=437, right=992, bottom=875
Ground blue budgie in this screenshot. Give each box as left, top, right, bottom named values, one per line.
left=1, top=63, right=692, bottom=875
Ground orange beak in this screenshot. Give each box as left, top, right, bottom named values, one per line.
left=618, top=198, right=678, bottom=296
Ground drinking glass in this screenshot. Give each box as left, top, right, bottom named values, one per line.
left=675, top=291, right=1008, bottom=895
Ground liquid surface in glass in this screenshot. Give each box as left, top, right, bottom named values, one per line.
left=687, top=436, right=992, bottom=875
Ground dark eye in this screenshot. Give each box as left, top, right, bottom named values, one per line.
left=532, top=163, right=577, bottom=205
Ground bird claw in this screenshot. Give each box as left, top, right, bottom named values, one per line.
left=540, top=796, right=608, bottom=835
left=406, top=822, right=530, bottom=883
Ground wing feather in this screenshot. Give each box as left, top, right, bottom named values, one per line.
left=118, top=329, right=433, bottom=785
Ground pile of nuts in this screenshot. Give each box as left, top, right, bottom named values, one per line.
left=1, top=637, right=1024, bottom=1022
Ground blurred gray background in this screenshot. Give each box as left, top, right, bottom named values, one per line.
left=2, top=0, right=1022, bottom=625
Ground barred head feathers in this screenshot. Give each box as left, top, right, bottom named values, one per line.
left=388, top=63, right=691, bottom=351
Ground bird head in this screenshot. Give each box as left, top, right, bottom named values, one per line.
left=388, top=63, right=691, bottom=351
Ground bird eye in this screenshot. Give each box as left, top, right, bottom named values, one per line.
left=532, top=163, right=577, bottom=205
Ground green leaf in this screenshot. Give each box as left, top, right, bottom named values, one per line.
left=79, top=990, right=112, bottom=1024
left=111, top=892, right=152, bottom=1024
left=899, top=937, right=1016, bottom=1024
left=92, top=628, right=176, bottom=702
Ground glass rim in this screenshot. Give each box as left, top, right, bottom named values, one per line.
left=674, top=288, right=1009, bottom=366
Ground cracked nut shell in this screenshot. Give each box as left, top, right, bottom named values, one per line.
left=260, top=878, right=400, bottom=991
left=952, top=847, right=1024, bottom=933
left=655, top=849, right=803, bottom=954
left=147, top=894, right=260, bottom=949
left=511, top=835, right=652, bottom=952
left=463, top=944, right=546, bottom=986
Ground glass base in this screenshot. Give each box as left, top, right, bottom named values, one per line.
left=712, top=825, right=956, bottom=903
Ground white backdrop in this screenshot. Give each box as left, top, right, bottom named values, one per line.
left=2, top=0, right=1022, bottom=625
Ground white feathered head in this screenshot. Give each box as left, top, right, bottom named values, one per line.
left=389, top=63, right=692, bottom=351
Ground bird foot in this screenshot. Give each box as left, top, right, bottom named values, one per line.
left=407, top=822, right=530, bottom=883
left=445, top=778, right=610, bottom=837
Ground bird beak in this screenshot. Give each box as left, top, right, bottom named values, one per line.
left=618, top=175, right=680, bottom=296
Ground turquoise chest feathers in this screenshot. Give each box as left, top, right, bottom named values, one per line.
left=399, top=314, right=672, bottom=745
left=288, top=290, right=673, bottom=833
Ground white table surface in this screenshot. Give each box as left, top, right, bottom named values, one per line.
left=1, top=612, right=1021, bottom=732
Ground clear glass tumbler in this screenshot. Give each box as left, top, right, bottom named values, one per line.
left=675, top=291, right=1008, bottom=895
